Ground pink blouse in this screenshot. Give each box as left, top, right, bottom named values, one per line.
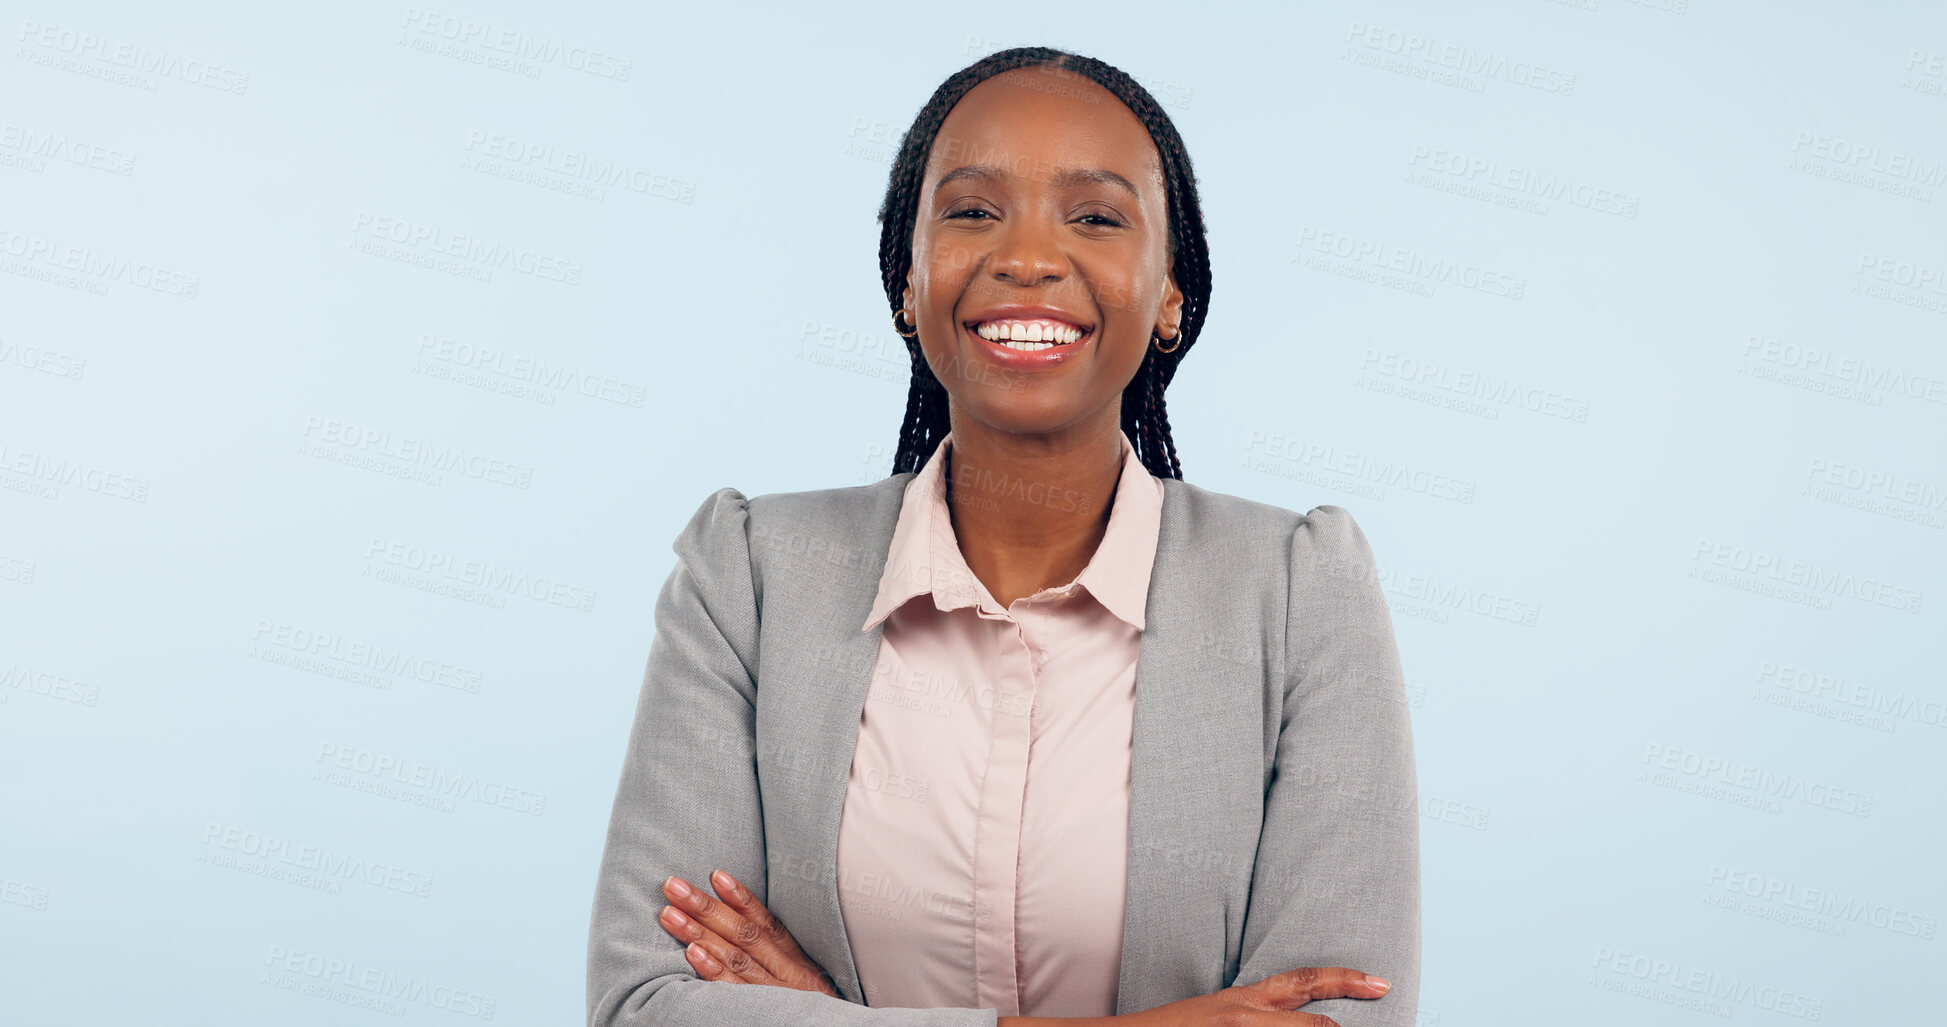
left=835, top=428, right=1165, bottom=1019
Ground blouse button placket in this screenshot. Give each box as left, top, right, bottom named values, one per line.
left=970, top=603, right=1041, bottom=1017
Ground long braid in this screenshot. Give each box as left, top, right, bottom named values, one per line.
left=1148, top=356, right=1182, bottom=479
left=896, top=345, right=948, bottom=472
left=879, top=47, right=1212, bottom=480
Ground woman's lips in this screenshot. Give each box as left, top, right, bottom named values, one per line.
left=962, top=322, right=1093, bottom=370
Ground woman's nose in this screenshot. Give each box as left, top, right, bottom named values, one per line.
left=985, top=218, right=1068, bottom=286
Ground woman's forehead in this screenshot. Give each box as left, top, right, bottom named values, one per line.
left=926, top=68, right=1163, bottom=189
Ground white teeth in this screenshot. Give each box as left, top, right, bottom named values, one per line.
left=972, top=319, right=1085, bottom=346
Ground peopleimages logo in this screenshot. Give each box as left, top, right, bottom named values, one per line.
left=0, top=441, right=151, bottom=502
left=1590, top=946, right=1823, bottom=1021
left=251, top=618, right=484, bottom=694
left=348, top=211, right=583, bottom=285
left=263, top=944, right=497, bottom=1019
left=1790, top=132, right=1947, bottom=187
left=461, top=130, right=693, bottom=202
left=15, top=20, right=250, bottom=94
left=1357, top=349, right=1590, bottom=421
left=1342, top=21, right=1577, bottom=95
left=1293, top=225, right=1527, bottom=299
left=201, top=823, right=435, bottom=898
left=300, top=414, right=534, bottom=489
left=1689, top=538, right=1924, bottom=614
left=313, top=742, right=547, bottom=816
left=1641, top=743, right=1874, bottom=817
left=1806, top=458, right=1946, bottom=509
left=0, top=226, right=199, bottom=297
left=1311, top=551, right=1539, bottom=627
left=1857, top=252, right=1947, bottom=294
left=362, top=537, right=596, bottom=613
left=1738, top=334, right=1947, bottom=407
left=1243, top=431, right=1480, bottom=504
left=1756, top=660, right=1947, bottom=732
left=1406, top=144, right=1639, bottom=217
left=1706, top=864, right=1938, bottom=939
left=399, top=8, right=632, bottom=80
left=0, top=123, right=136, bottom=175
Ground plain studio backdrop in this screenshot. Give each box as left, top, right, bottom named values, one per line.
left=2, top=1, right=1943, bottom=1024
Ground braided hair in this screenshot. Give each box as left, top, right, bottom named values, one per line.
left=877, top=47, right=1212, bottom=480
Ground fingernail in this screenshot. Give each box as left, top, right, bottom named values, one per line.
left=661, top=905, right=691, bottom=928
left=1365, top=975, right=1391, bottom=993
left=711, top=870, right=740, bottom=896
left=664, top=876, right=692, bottom=899
left=687, top=942, right=716, bottom=969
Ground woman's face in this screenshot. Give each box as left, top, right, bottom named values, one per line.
left=904, top=65, right=1184, bottom=439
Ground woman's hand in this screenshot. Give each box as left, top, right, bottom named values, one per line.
left=658, top=870, right=840, bottom=997
left=1106, top=966, right=1391, bottom=1027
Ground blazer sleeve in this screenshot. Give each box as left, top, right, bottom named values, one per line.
left=1231, top=505, right=1423, bottom=1027
left=586, top=487, right=1001, bottom=1027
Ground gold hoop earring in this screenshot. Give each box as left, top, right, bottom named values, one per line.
left=893, top=310, right=919, bottom=339
left=1153, top=329, right=1183, bottom=354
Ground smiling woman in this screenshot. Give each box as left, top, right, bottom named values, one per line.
left=884, top=55, right=1196, bottom=490
left=587, top=46, right=1421, bottom=1027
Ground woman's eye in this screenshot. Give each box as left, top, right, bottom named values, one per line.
left=943, top=209, right=1121, bottom=226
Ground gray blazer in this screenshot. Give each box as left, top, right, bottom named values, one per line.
left=587, top=473, right=1421, bottom=1026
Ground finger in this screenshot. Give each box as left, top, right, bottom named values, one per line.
left=704, top=871, right=832, bottom=992
left=1211, top=1008, right=1340, bottom=1027
left=682, top=940, right=746, bottom=984
left=1243, top=966, right=1391, bottom=1008
left=659, top=904, right=745, bottom=982
left=657, top=894, right=786, bottom=988
left=709, top=871, right=817, bottom=962
left=674, top=912, right=780, bottom=986
left=664, top=877, right=790, bottom=985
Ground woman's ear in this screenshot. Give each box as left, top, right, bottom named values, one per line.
left=1156, top=269, right=1185, bottom=338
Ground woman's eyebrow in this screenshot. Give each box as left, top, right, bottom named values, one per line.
left=933, top=163, right=1142, bottom=203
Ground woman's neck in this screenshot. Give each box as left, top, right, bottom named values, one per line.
left=941, top=416, right=1124, bottom=609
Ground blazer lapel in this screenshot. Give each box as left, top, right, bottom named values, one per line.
left=1115, top=477, right=1263, bottom=1014
left=755, top=473, right=909, bottom=1006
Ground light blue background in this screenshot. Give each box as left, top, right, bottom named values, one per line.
left=3, top=1, right=1943, bottom=1024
